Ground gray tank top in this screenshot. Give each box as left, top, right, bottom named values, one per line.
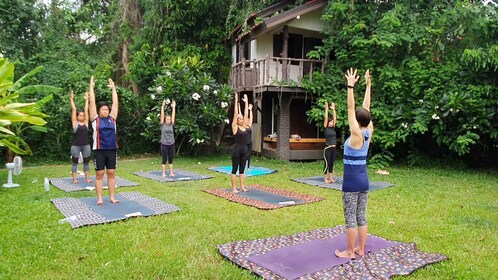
left=324, top=127, right=337, bottom=146
left=161, top=123, right=175, bottom=145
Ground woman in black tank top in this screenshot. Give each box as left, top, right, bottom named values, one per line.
left=323, top=100, right=337, bottom=184
left=230, top=93, right=250, bottom=193
left=70, top=90, right=91, bottom=184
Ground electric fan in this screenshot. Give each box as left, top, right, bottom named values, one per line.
left=3, top=156, right=22, bottom=188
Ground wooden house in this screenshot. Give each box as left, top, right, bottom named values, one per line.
left=228, top=0, right=328, bottom=160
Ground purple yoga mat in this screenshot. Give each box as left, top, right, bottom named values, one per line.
left=247, top=233, right=398, bottom=279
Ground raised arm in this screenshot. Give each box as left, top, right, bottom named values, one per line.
left=232, top=92, right=239, bottom=135
left=109, top=78, right=118, bottom=119
left=160, top=99, right=166, bottom=125
left=88, top=76, right=97, bottom=120
left=345, top=68, right=363, bottom=149
left=242, top=94, right=249, bottom=126
left=331, top=102, right=337, bottom=127
left=171, top=100, right=176, bottom=124
left=323, top=100, right=329, bottom=128
left=362, top=69, right=371, bottom=111
left=70, top=90, right=77, bottom=128
left=246, top=103, right=253, bottom=128
left=84, top=92, right=89, bottom=124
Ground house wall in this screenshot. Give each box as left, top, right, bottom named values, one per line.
left=286, top=8, right=324, bottom=32
left=231, top=44, right=237, bottom=65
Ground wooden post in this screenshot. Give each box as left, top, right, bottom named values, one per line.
left=241, top=58, right=246, bottom=89
left=298, top=60, right=303, bottom=82
left=282, top=26, right=289, bottom=81
left=265, top=54, right=270, bottom=84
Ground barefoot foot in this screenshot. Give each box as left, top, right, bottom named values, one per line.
left=73, top=180, right=79, bottom=184
left=232, top=189, right=240, bottom=194
left=241, top=187, right=249, bottom=192
left=110, top=198, right=120, bottom=204
left=354, top=247, right=365, bottom=257
left=335, top=249, right=355, bottom=259
left=97, top=201, right=103, bottom=206
left=169, top=173, right=175, bottom=177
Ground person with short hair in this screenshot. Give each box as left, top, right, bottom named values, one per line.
left=323, top=100, right=337, bottom=184
left=335, top=68, right=374, bottom=259
left=160, top=99, right=176, bottom=177
left=88, top=76, right=119, bottom=205
left=69, top=90, right=91, bottom=184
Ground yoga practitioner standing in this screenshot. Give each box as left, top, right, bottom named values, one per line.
left=89, top=76, right=120, bottom=205
left=323, top=100, right=337, bottom=183
left=160, top=99, right=176, bottom=177
left=335, top=68, right=373, bottom=259
left=230, top=92, right=249, bottom=193
left=69, top=90, right=91, bottom=184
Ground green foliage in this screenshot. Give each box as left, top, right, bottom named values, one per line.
left=303, top=0, right=498, bottom=165
left=0, top=57, right=57, bottom=155
left=142, top=56, right=232, bottom=154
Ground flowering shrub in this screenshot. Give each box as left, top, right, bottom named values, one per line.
left=141, top=55, right=232, bottom=153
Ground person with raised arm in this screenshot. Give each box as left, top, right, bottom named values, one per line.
left=335, top=68, right=374, bottom=259
left=89, top=76, right=120, bottom=205
left=69, top=90, right=91, bottom=184
left=323, top=100, right=337, bottom=183
left=160, top=99, right=176, bottom=177
left=230, top=93, right=249, bottom=193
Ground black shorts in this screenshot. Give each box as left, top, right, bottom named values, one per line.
left=94, top=149, right=117, bottom=171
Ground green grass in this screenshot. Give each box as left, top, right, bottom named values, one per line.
left=0, top=155, right=497, bottom=279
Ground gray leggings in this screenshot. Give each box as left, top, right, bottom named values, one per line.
left=342, top=191, right=368, bottom=229
left=70, top=145, right=91, bottom=173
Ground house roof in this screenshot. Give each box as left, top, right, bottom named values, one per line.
left=228, top=0, right=327, bottom=46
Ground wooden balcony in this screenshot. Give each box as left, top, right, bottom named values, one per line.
left=229, top=56, right=325, bottom=92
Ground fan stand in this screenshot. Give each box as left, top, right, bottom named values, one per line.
left=3, top=163, right=20, bottom=188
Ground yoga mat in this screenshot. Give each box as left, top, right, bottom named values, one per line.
left=49, top=176, right=139, bottom=192
left=292, top=176, right=394, bottom=191
left=203, top=184, right=323, bottom=210
left=133, top=169, right=213, bottom=182
left=51, top=192, right=180, bottom=228
left=208, top=166, right=277, bottom=177
left=218, top=225, right=448, bottom=279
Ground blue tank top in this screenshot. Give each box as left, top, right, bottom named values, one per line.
left=342, top=129, right=371, bottom=192
left=92, top=116, right=118, bottom=150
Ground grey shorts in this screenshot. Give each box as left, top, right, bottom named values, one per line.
left=71, top=145, right=91, bottom=158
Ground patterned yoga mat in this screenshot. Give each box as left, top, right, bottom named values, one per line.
left=49, top=176, right=139, bottom=192
left=208, top=166, right=277, bottom=177
left=218, top=225, right=448, bottom=279
left=133, top=169, right=213, bottom=182
left=292, top=176, right=394, bottom=191
left=203, top=184, right=324, bottom=210
left=51, top=192, right=180, bottom=228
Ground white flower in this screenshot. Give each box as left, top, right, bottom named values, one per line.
left=221, top=101, right=228, bottom=108
left=196, top=139, right=205, bottom=144
left=435, top=105, right=439, bottom=109
left=203, top=85, right=210, bottom=91
left=473, top=125, right=477, bottom=129
left=401, top=122, right=408, bottom=128
left=156, top=113, right=160, bottom=117
left=156, top=86, right=163, bottom=93
left=224, top=118, right=229, bottom=124
left=146, top=116, right=151, bottom=121
left=192, top=93, right=201, bottom=101
left=166, top=71, right=171, bottom=77
left=450, top=108, right=453, bottom=112
left=151, top=94, right=156, bottom=100
left=166, top=99, right=171, bottom=105
left=432, top=114, right=440, bottom=120
left=213, top=90, right=218, bottom=95
left=418, top=99, right=424, bottom=104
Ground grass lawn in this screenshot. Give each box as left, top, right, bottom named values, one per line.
left=0, top=155, right=496, bottom=279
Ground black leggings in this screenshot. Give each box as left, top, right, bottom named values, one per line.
left=246, top=142, right=252, bottom=168
left=231, top=145, right=248, bottom=174
left=161, top=143, right=175, bottom=164
left=323, top=146, right=336, bottom=174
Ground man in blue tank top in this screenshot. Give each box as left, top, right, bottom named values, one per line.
left=335, top=68, right=374, bottom=259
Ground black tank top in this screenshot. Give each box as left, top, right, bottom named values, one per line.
left=246, top=127, right=252, bottom=144
left=234, top=127, right=248, bottom=146
left=73, top=124, right=89, bottom=146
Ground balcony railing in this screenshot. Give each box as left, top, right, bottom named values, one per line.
left=229, top=55, right=325, bottom=90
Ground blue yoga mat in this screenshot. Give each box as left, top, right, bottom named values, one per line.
left=209, top=166, right=277, bottom=177
left=224, top=188, right=304, bottom=205
left=292, top=176, right=394, bottom=191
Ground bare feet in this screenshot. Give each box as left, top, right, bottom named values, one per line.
left=329, top=178, right=336, bottom=183
left=334, top=249, right=355, bottom=259
left=97, top=201, right=103, bottom=206
left=110, top=198, right=120, bottom=204
left=162, top=174, right=167, bottom=177
left=232, top=189, right=240, bottom=194
left=354, top=247, right=365, bottom=257
left=85, top=179, right=92, bottom=183
left=169, top=173, right=175, bottom=177
left=241, top=187, right=249, bottom=192
left=324, top=179, right=332, bottom=184
left=73, top=180, right=79, bottom=184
